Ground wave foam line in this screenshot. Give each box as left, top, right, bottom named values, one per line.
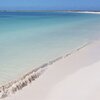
left=0, top=42, right=90, bottom=99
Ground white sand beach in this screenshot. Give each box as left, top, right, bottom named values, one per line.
left=2, top=40, right=100, bottom=100
left=76, top=11, right=100, bottom=14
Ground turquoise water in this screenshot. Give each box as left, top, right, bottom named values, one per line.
left=0, top=12, right=100, bottom=85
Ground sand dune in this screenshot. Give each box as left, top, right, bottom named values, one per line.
left=4, top=40, right=100, bottom=100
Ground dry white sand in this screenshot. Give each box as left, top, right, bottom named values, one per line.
left=76, top=11, right=100, bottom=14
left=46, top=61, right=100, bottom=100
left=4, top=41, right=100, bottom=100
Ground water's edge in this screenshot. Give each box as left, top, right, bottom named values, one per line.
left=0, top=42, right=90, bottom=99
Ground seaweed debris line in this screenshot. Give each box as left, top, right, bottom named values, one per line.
left=0, top=65, right=47, bottom=99
left=0, top=42, right=89, bottom=99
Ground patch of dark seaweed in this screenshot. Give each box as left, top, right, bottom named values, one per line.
left=0, top=42, right=90, bottom=99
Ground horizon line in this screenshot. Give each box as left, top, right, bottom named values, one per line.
left=0, top=10, right=100, bottom=12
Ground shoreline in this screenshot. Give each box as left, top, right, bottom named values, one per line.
left=0, top=42, right=90, bottom=99
left=3, top=40, right=100, bottom=100
left=75, top=11, right=100, bottom=14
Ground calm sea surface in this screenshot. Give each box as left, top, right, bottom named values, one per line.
left=0, top=12, right=100, bottom=85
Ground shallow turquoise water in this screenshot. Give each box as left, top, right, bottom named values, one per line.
left=0, top=12, right=100, bottom=84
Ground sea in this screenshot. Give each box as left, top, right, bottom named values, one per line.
left=0, top=11, right=100, bottom=85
